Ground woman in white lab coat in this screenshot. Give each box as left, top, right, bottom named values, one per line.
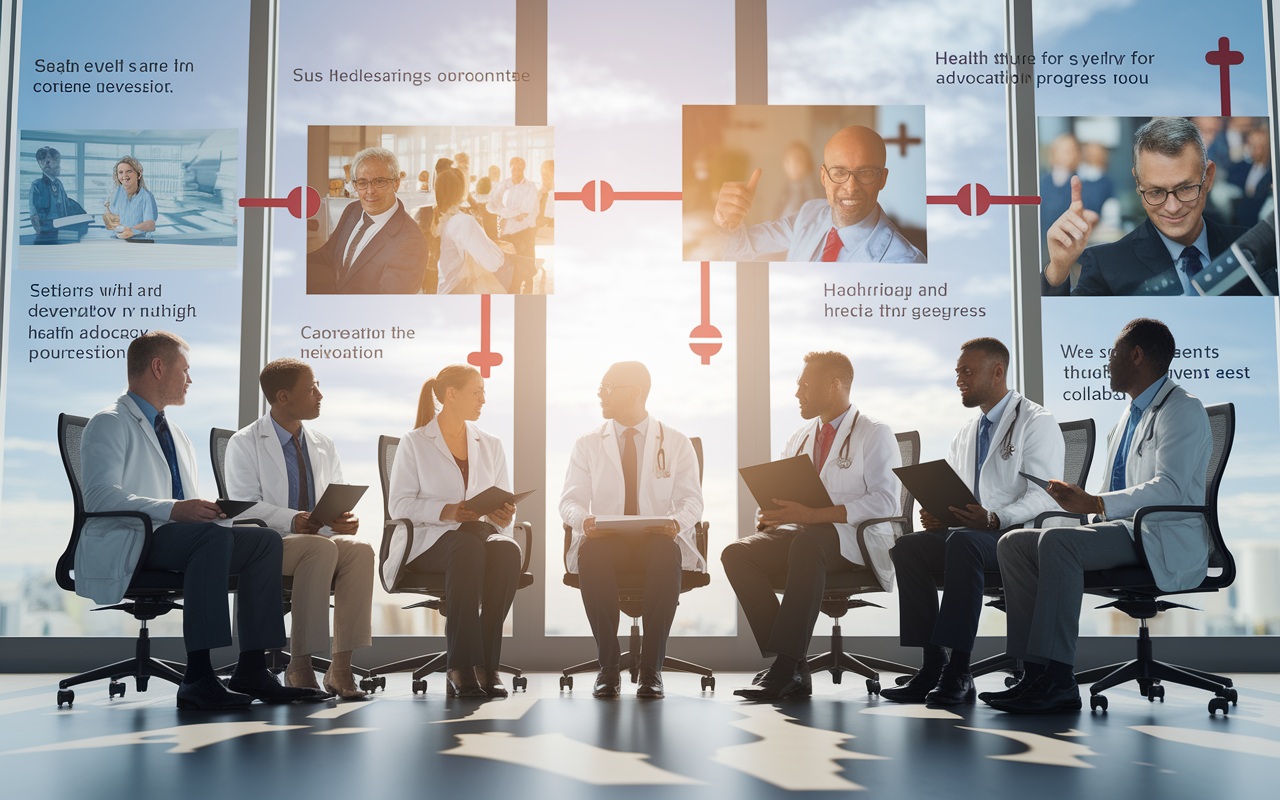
left=386, top=365, right=521, bottom=697
left=433, top=168, right=510, bottom=294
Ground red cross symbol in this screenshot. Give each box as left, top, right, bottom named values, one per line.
left=467, top=294, right=503, bottom=378
left=1205, top=37, right=1244, bottom=116
left=883, top=123, right=922, bottom=158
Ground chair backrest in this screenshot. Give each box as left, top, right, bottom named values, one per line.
left=55, top=414, right=91, bottom=593
left=378, top=435, right=400, bottom=528
left=1058, top=418, right=1096, bottom=487
left=1203, top=403, right=1236, bottom=582
left=690, top=436, right=704, bottom=485
left=210, top=427, right=236, bottom=499
left=892, top=430, right=920, bottom=536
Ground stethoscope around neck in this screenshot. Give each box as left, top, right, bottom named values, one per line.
left=798, top=411, right=861, bottom=469
left=991, top=398, right=1022, bottom=461
left=622, top=421, right=669, bottom=478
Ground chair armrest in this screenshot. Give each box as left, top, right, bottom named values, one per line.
left=855, top=515, right=909, bottom=575
left=232, top=518, right=269, bottom=528
left=377, top=517, right=417, bottom=593
left=513, top=521, right=533, bottom=574
left=695, top=521, right=709, bottom=560
left=1132, top=504, right=1210, bottom=567
left=87, top=510, right=156, bottom=585
left=563, top=523, right=573, bottom=574
left=1033, top=510, right=1091, bottom=528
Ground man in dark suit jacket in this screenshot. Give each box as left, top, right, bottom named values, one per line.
left=1042, top=117, right=1263, bottom=297
left=1228, top=127, right=1273, bottom=228
left=307, top=147, right=427, bottom=294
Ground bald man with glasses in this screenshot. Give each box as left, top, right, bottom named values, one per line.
left=713, top=125, right=925, bottom=263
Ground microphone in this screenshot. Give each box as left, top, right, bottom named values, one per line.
left=1191, top=215, right=1277, bottom=296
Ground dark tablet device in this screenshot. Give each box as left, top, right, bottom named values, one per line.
left=309, top=484, right=369, bottom=527
left=216, top=499, right=257, bottom=517
left=465, top=486, right=537, bottom=517
left=892, top=460, right=978, bottom=529
left=739, top=454, right=835, bottom=511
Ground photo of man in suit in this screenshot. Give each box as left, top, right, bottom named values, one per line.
left=1042, top=117, right=1267, bottom=296
left=307, top=147, right=428, bottom=294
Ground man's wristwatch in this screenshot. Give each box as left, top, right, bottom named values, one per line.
left=988, top=511, right=1000, bottom=530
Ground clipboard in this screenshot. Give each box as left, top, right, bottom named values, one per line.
left=216, top=499, right=257, bottom=518
left=591, top=516, right=674, bottom=535
left=1019, top=471, right=1053, bottom=492
left=465, top=486, right=537, bottom=517
left=738, top=454, right=834, bottom=511
left=308, top=484, right=368, bottom=527
left=891, top=460, right=978, bottom=529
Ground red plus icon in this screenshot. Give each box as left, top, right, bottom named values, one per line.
left=467, top=295, right=503, bottom=378
left=1205, top=37, right=1244, bottom=116
left=883, top=123, right=922, bottom=157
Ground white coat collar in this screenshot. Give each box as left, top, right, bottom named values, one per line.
left=119, top=392, right=169, bottom=465
left=422, top=416, right=479, bottom=492
left=806, top=402, right=859, bottom=473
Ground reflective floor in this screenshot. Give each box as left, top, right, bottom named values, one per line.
left=2, top=671, right=1278, bottom=798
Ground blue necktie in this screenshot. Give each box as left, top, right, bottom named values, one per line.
left=1110, top=405, right=1145, bottom=492
left=154, top=412, right=184, bottom=501
left=1178, top=245, right=1203, bottom=293
left=974, top=416, right=992, bottom=504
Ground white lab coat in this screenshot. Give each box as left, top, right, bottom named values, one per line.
left=559, top=417, right=705, bottom=574
left=224, top=412, right=345, bottom=536
left=383, top=418, right=512, bottom=589
left=780, top=404, right=902, bottom=590
left=76, top=393, right=202, bottom=604
left=946, top=391, right=1065, bottom=529
left=723, top=200, right=926, bottom=263
left=1099, top=380, right=1213, bottom=592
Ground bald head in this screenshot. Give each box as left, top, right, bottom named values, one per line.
left=820, top=126, right=889, bottom=227
left=599, top=361, right=652, bottom=424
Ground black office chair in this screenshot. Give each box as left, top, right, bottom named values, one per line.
left=53, top=413, right=187, bottom=707
left=966, top=418, right=1097, bottom=685
left=559, top=437, right=716, bottom=692
left=367, top=435, right=535, bottom=693
left=771, top=430, right=921, bottom=695
left=1077, top=402, right=1239, bottom=716
left=209, top=427, right=381, bottom=690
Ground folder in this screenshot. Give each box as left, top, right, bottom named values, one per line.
left=308, top=484, right=368, bottom=527
left=891, top=460, right=977, bottom=529
left=465, top=486, right=537, bottom=517
left=738, top=454, right=835, bottom=511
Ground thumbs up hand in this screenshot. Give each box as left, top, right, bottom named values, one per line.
left=712, top=168, right=762, bottom=232
left=1045, top=175, right=1101, bottom=286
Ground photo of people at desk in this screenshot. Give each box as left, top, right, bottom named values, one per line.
left=305, top=125, right=554, bottom=295
left=16, top=129, right=240, bottom=268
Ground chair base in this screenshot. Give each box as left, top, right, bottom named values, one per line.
left=560, top=620, right=715, bottom=692
left=809, top=622, right=916, bottom=694
left=970, top=652, right=1024, bottom=685
left=366, top=651, right=528, bottom=693
left=57, top=626, right=184, bottom=705
left=1077, top=625, right=1237, bottom=713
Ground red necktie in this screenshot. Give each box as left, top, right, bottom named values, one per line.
left=816, top=422, right=836, bottom=471
left=820, top=227, right=842, bottom=261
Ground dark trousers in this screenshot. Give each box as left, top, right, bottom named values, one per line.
left=143, top=523, right=286, bottom=653
left=578, top=534, right=682, bottom=670
left=501, top=226, right=536, bottom=258
left=890, top=528, right=1001, bottom=653
left=500, top=227, right=538, bottom=292
left=407, top=523, right=521, bottom=670
left=721, top=523, right=853, bottom=660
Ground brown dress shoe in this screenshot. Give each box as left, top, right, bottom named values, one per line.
left=636, top=668, right=664, bottom=699
left=446, top=667, right=487, bottom=698
left=593, top=666, right=622, bottom=699
left=477, top=667, right=508, bottom=698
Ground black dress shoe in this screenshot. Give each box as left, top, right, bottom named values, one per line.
left=476, top=668, right=508, bottom=698
left=978, top=673, right=1037, bottom=706
left=988, top=675, right=1082, bottom=714
left=593, top=667, right=622, bottom=699
left=879, top=670, right=941, bottom=704
left=751, top=668, right=770, bottom=686
left=228, top=670, right=326, bottom=704
left=734, top=662, right=807, bottom=701
left=446, top=668, right=488, bottom=698
left=926, top=670, right=976, bottom=705
left=636, top=668, right=664, bottom=699
left=176, top=675, right=254, bottom=710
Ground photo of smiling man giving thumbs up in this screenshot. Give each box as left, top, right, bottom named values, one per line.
left=715, top=125, right=926, bottom=264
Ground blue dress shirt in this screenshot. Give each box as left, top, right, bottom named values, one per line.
left=1154, top=224, right=1210, bottom=296
left=1110, top=376, right=1167, bottom=492
left=974, top=391, right=1013, bottom=504
left=108, top=186, right=159, bottom=238
left=272, top=416, right=316, bottom=512
left=29, top=175, right=73, bottom=226
left=127, top=391, right=183, bottom=500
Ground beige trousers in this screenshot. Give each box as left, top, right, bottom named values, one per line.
left=281, top=534, right=375, bottom=655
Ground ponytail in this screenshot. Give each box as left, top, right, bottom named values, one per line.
left=414, top=364, right=481, bottom=428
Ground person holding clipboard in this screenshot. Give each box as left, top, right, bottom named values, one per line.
left=880, top=339, right=1063, bottom=706
left=386, top=365, right=521, bottom=698
left=559, top=362, right=704, bottom=700
left=723, top=351, right=901, bottom=701
left=225, top=359, right=375, bottom=699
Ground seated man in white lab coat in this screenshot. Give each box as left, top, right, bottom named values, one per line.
left=225, top=359, right=375, bottom=699
left=713, top=126, right=926, bottom=263
left=990, top=318, right=1212, bottom=714
left=560, top=362, right=705, bottom=700
left=880, top=338, right=1064, bottom=706
left=723, top=351, right=902, bottom=700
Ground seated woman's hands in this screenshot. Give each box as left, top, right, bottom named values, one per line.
left=486, top=502, right=516, bottom=528
left=441, top=502, right=481, bottom=523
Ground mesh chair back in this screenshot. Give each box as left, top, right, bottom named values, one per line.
left=210, top=427, right=235, bottom=499
left=55, top=414, right=91, bottom=592
left=1059, top=418, right=1096, bottom=487
left=378, top=435, right=400, bottom=527
left=892, top=430, right=920, bottom=537
left=691, top=437, right=704, bottom=484
left=1203, top=404, right=1236, bottom=578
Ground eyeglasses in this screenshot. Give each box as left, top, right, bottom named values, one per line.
left=598, top=384, right=637, bottom=396
left=352, top=177, right=397, bottom=191
left=1137, top=176, right=1206, bottom=206
left=822, top=165, right=884, bottom=185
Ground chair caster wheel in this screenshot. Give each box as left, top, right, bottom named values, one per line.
left=1004, top=676, right=1020, bottom=688
left=359, top=678, right=376, bottom=693
left=1090, top=694, right=1107, bottom=713
left=1226, top=688, right=1238, bottom=705
left=559, top=676, right=572, bottom=691
left=411, top=679, right=427, bottom=695
left=109, top=681, right=126, bottom=699
left=56, top=689, right=74, bottom=708
left=866, top=679, right=881, bottom=695
left=831, top=671, right=842, bottom=685
left=1209, top=697, right=1230, bottom=716
left=701, top=676, right=715, bottom=691
left=895, top=675, right=911, bottom=686
left=1148, top=684, right=1164, bottom=702
left=513, top=676, right=528, bottom=692
left=375, top=676, right=387, bottom=692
